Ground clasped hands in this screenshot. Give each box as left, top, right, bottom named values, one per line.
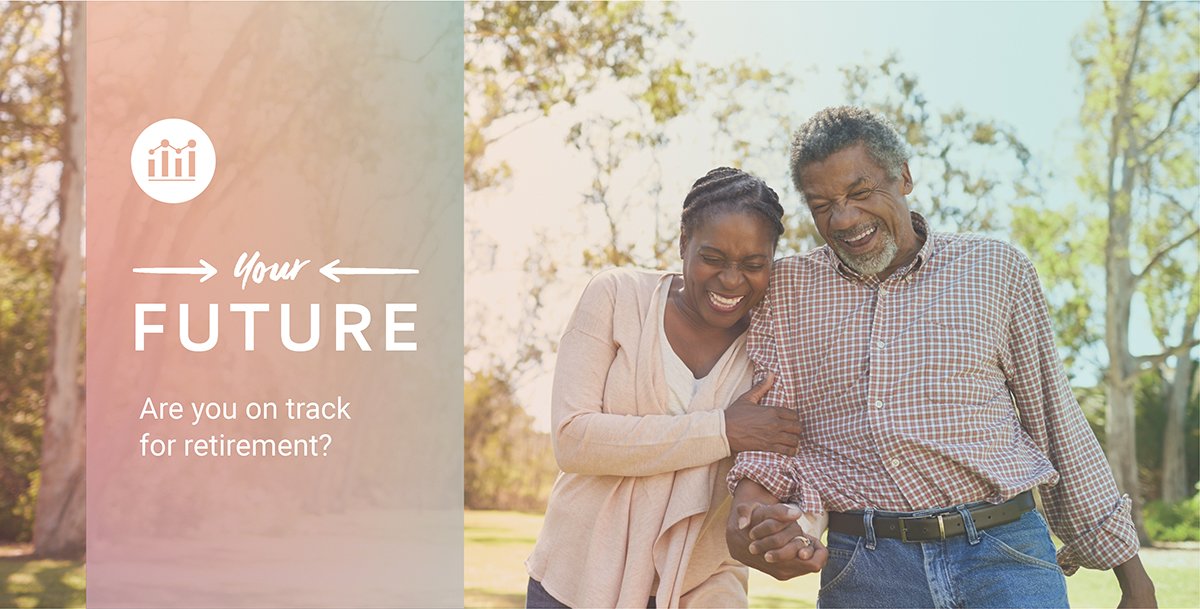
left=726, top=479, right=828, bottom=581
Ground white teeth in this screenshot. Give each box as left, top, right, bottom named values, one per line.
left=709, top=292, right=744, bottom=310
left=844, top=226, right=876, bottom=244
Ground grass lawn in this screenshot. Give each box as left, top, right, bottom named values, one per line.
left=466, top=510, right=1200, bottom=609
left=0, top=545, right=85, bottom=609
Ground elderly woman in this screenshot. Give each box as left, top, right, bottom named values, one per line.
left=525, top=168, right=808, bottom=608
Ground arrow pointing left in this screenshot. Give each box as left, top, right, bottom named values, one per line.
left=133, top=259, right=218, bottom=283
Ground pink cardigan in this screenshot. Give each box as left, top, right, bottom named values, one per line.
left=526, top=268, right=753, bottom=608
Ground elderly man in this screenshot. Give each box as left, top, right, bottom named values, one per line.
left=724, top=106, right=1156, bottom=608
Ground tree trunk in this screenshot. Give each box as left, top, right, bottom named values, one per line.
left=1103, top=158, right=1149, bottom=541
left=1161, top=318, right=1198, bottom=504
left=1104, top=284, right=1149, bottom=543
left=1100, top=1, right=1153, bottom=547
left=1102, top=200, right=1149, bottom=543
left=33, top=2, right=86, bottom=559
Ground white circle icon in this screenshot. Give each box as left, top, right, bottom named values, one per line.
left=130, top=118, right=216, bottom=204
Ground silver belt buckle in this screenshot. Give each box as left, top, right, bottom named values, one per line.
left=898, top=516, right=915, bottom=542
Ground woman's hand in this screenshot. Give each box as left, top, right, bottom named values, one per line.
left=725, top=373, right=802, bottom=455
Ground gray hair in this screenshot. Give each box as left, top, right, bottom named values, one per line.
left=789, top=106, right=911, bottom=197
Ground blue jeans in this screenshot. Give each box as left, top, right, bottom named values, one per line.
left=818, top=508, right=1069, bottom=608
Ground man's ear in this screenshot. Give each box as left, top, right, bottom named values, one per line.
left=900, top=163, right=913, bottom=195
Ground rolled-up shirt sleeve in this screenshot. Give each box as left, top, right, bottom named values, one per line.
left=726, top=278, right=821, bottom=511
left=1004, top=255, right=1139, bottom=574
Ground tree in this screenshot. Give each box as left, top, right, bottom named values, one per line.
left=464, top=370, right=557, bottom=511
left=0, top=1, right=63, bottom=232
left=1073, top=1, right=1200, bottom=541
left=1160, top=349, right=1198, bottom=503
left=32, top=0, right=84, bottom=558
left=0, top=1, right=85, bottom=554
left=465, top=1, right=686, bottom=380
left=841, top=55, right=1038, bottom=235
left=465, top=1, right=684, bottom=193
left=465, top=2, right=801, bottom=380
left=0, top=224, right=53, bottom=542
left=464, top=4, right=1051, bottom=413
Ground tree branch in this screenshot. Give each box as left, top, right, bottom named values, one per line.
left=1136, top=226, right=1200, bottom=280
left=1139, top=73, right=1200, bottom=154
left=1154, top=190, right=1198, bottom=219
left=1129, top=337, right=1200, bottom=381
left=482, top=112, right=545, bottom=148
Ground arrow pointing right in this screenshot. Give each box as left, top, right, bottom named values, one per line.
left=133, top=258, right=218, bottom=283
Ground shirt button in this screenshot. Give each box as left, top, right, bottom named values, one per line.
left=876, top=340, right=886, bottom=349
left=890, top=458, right=900, bottom=467
left=874, top=400, right=884, bottom=408
left=879, top=287, right=888, bottom=296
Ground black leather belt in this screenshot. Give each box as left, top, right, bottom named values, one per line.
left=827, top=491, right=1036, bottom=543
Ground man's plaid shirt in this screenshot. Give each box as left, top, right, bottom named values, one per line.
left=728, top=213, right=1138, bottom=574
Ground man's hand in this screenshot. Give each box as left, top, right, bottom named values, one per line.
left=1114, top=555, right=1156, bottom=608
left=726, top=480, right=826, bottom=580
left=725, top=373, right=802, bottom=455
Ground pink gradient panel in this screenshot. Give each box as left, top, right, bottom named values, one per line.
left=86, top=3, right=463, bottom=607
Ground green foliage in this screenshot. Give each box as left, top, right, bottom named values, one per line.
left=465, top=1, right=684, bottom=191
left=1066, top=3, right=1199, bottom=537
left=465, top=1, right=800, bottom=375
left=1079, top=366, right=1200, bottom=501
left=1010, top=204, right=1107, bottom=376
left=1144, top=489, right=1200, bottom=542
left=0, top=553, right=84, bottom=608
left=462, top=5, right=1199, bottom=541
left=464, top=371, right=558, bottom=512
left=1134, top=366, right=1200, bottom=496
left=0, top=2, right=65, bottom=231
left=841, top=54, right=1038, bottom=235
left=1071, top=1, right=1199, bottom=355
left=0, top=223, right=53, bottom=542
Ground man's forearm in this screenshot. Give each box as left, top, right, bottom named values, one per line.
left=1113, top=555, right=1156, bottom=608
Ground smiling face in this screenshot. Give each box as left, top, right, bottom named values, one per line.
left=677, top=207, right=776, bottom=330
left=799, top=143, right=920, bottom=278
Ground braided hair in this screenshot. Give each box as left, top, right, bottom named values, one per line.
left=680, top=167, right=785, bottom=256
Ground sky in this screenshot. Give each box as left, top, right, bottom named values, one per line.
left=465, top=2, right=1176, bottom=431
left=682, top=1, right=1092, bottom=168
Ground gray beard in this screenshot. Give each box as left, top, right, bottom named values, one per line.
left=834, top=230, right=898, bottom=276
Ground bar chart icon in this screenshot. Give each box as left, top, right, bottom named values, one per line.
left=131, top=118, right=216, bottom=204
left=147, top=139, right=198, bottom=181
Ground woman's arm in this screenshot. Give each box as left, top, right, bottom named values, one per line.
left=551, top=270, right=800, bottom=477
left=552, top=323, right=731, bottom=477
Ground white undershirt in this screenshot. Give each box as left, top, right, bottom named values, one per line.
left=659, top=280, right=831, bottom=539
left=658, top=279, right=737, bottom=415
